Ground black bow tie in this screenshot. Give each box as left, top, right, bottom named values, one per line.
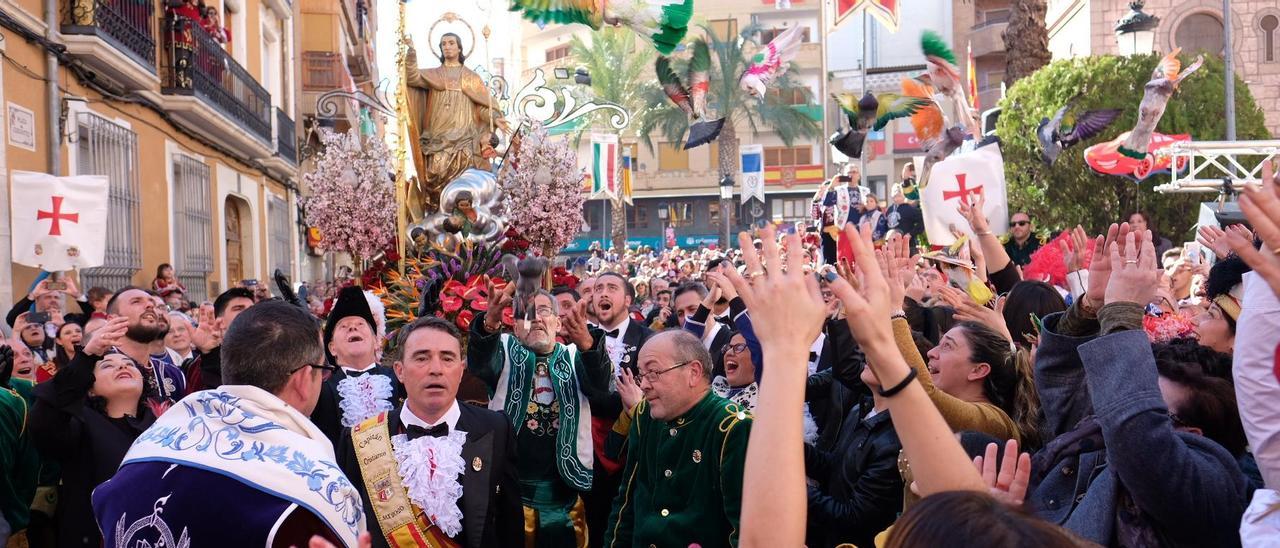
left=406, top=423, right=449, bottom=440
left=344, top=368, right=372, bottom=378
left=604, top=329, right=621, bottom=338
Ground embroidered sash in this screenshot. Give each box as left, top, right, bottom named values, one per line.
left=352, top=413, right=459, bottom=548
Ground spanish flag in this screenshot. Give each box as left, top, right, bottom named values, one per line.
left=967, top=41, right=979, bottom=110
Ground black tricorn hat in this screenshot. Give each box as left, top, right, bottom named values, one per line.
left=323, top=286, right=376, bottom=363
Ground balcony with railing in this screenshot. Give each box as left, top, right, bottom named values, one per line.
left=301, top=51, right=359, bottom=128
left=160, top=14, right=273, bottom=151
left=61, top=0, right=157, bottom=89
left=276, top=107, right=297, bottom=165
left=970, top=10, right=1011, bottom=58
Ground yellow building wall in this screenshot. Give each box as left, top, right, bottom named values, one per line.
left=301, top=12, right=338, bottom=52
left=3, top=1, right=295, bottom=301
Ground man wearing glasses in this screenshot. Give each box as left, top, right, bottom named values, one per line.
left=1002, top=212, right=1043, bottom=267
left=469, top=285, right=611, bottom=545
left=605, top=330, right=752, bottom=548
left=94, top=300, right=366, bottom=547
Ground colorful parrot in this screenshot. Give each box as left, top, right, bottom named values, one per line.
left=1119, top=48, right=1203, bottom=160
left=508, top=0, right=694, bottom=55
left=656, top=39, right=725, bottom=149
left=920, top=30, right=979, bottom=136
left=739, top=25, right=805, bottom=99
left=1036, top=93, right=1121, bottom=166
left=829, top=90, right=934, bottom=159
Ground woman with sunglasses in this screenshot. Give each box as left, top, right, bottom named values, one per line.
left=29, top=316, right=156, bottom=548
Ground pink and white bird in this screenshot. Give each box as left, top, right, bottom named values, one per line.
left=739, top=25, right=805, bottom=99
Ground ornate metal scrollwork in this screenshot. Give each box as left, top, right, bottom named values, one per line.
left=315, top=79, right=398, bottom=120
left=509, top=69, right=630, bottom=131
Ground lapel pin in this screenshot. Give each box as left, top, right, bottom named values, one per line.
left=473, top=456, right=483, bottom=472
left=692, top=449, right=702, bottom=464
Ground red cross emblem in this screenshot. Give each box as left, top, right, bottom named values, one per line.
left=36, top=196, right=79, bottom=236
left=942, top=173, right=984, bottom=202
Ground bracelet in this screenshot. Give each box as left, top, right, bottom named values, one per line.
left=890, top=309, right=906, bottom=320
left=877, top=368, right=918, bottom=398
left=975, top=230, right=993, bottom=236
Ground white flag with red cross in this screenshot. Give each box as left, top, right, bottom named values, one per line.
left=10, top=170, right=109, bottom=270
left=919, top=144, right=1009, bottom=246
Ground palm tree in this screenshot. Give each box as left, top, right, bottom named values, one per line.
left=639, top=24, right=821, bottom=192
left=567, top=28, right=656, bottom=249
left=1002, top=0, right=1052, bottom=87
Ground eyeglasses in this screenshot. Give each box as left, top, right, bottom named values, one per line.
left=534, top=306, right=556, bottom=318
left=639, top=360, right=692, bottom=383
left=1168, top=411, right=1190, bottom=428
left=1009, top=220, right=1031, bottom=227
left=292, top=362, right=339, bottom=381
left=722, top=343, right=748, bottom=356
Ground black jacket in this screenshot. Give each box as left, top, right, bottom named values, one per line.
left=806, top=319, right=868, bottom=453
left=337, top=402, right=524, bottom=548
left=312, top=365, right=407, bottom=446
left=28, top=351, right=156, bottom=548
left=805, top=399, right=903, bottom=548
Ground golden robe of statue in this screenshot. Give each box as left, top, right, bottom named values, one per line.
left=403, top=35, right=505, bottom=223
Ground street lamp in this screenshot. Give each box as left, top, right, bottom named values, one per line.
left=719, top=175, right=734, bottom=250
left=657, top=202, right=669, bottom=252
left=1115, top=1, right=1159, bottom=56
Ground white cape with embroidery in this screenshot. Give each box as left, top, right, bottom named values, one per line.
left=122, top=385, right=366, bottom=547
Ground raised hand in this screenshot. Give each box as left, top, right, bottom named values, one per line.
left=724, top=226, right=827, bottom=355
left=826, top=224, right=898, bottom=356
left=616, top=366, right=643, bottom=411
left=956, top=192, right=990, bottom=234
left=484, top=282, right=515, bottom=332
left=1060, top=225, right=1090, bottom=272
left=1083, top=222, right=1130, bottom=312
left=85, top=316, right=129, bottom=356
left=706, top=271, right=738, bottom=301
left=562, top=299, right=594, bottom=350
left=973, top=439, right=1032, bottom=508
left=1104, top=229, right=1159, bottom=307
left=1226, top=159, right=1280, bottom=296
left=191, top=305, right=223, bottom=353
left=62, top=274, right=82, bottom=299
left=937, top=285, right=1013, bottom=342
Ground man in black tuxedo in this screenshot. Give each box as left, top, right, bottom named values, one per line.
left=311, top=286, right=406, bottom=444
left=583, top=272, right=653, bottom=547
left=338, top=316, right=523, bottom=548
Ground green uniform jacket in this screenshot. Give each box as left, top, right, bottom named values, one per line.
left=0, top=379, right=38, bottom=531
left=606, top=392, right=752, bottom=548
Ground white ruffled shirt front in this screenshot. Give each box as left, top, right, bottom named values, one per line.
left=392, top=401, right=467, bottom=538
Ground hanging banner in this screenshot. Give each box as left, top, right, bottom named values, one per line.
left=10, top=171, right=110, bottom=270
left=834, top=0, right=900, bottom=33
left=920, top=145, right=1009, bottom=246
left=621, top=146, right=635, bottom=205
left=740, top=144, right=765, bottom=205
left=590, top=133, right=619, bottom=198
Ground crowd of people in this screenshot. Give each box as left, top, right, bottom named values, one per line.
left=1, top=162, right=1279, bottom=548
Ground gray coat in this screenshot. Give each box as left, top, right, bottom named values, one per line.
left=1030, top=312, right=1248, bottom=547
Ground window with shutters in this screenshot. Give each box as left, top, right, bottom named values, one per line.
left=658, top=142, right=690, bottom=171
left=76, top=112, right=141, bottom=292
left=268, top=195, right=292, bottom=277
left=172, top=155, right=214, bottom=302
left=764, top=145, right=813, bottom=167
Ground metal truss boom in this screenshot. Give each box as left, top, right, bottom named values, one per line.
left=1152, top=140, right=1280, bottom=194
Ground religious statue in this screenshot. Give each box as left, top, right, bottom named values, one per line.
left=402, top=30, right=509, bottom=223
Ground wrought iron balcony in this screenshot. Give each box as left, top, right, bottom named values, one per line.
left=161, top=14, right=272, bottom=143
left=276, top=107, right=298, bottom=165
left=62, top=0, right=157, bottom=70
